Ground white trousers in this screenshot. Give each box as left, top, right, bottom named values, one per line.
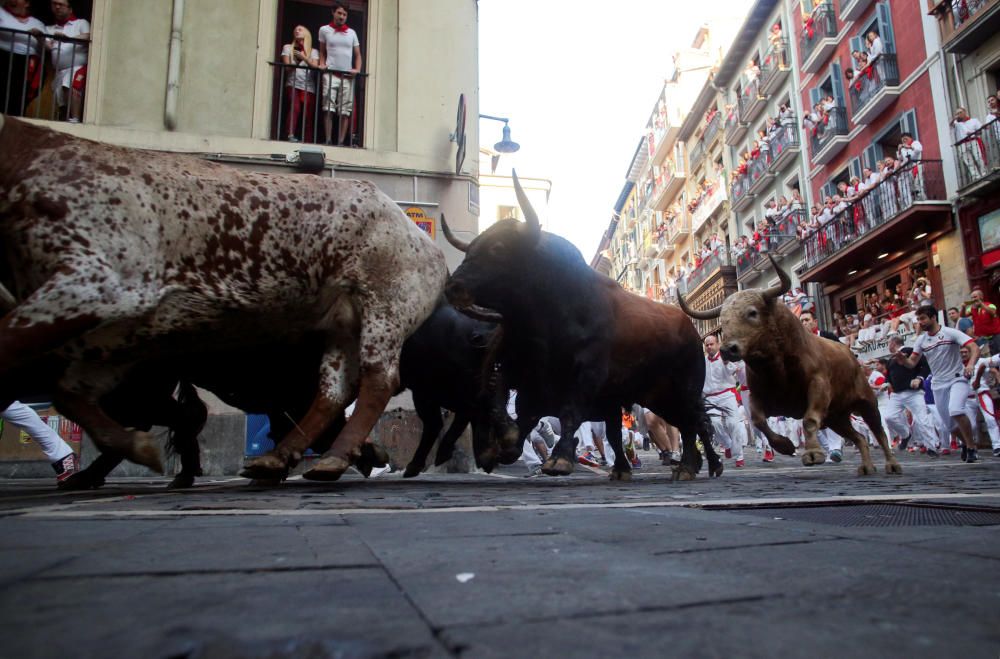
left=928, top=405, right=950, bottom=448
left=884, top=390, right=938, bottom=448
left=966, top=392, right=1000, bottom=450
left=707, top=392, right=747, bottom=460
left=817, top=428, right=843, bottom=453
left=741, top=391, right=770, bottom=450
left=521, top=439, right=542, bottom=471
left=1, top=402, right=73, bottom=463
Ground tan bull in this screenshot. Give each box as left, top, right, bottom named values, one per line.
left=679, top=255, right=901, bottom=476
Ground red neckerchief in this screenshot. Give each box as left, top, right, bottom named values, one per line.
left=707, top=352, right=721, bottom=362
left=329, top=21, right=349, bottom=33
left=56, top=12, right=76, bottom=27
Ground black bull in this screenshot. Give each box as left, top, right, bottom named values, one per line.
left=440, top=171, right=721, bottom=481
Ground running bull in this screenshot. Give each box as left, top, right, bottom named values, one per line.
left=441, top=172, right=720, bottom=481
left=678, top=255, right=901, bottom=476
left=0, top=116, right=447, bottom=481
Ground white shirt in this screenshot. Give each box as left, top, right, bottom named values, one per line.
left=703, top=353, right=739, bottom=395
left=281, top=44, right=319, bottom=90
left=972, top=357, right=995, bottom=393
left=897, top=140, right=923, bottom=165
left=317, top=25, right=359, bottom=71
left=912, top=326, right=975, bottom=384
left=867, top=36, right=884, bottom=63
left=0, top=7, right=44, bottom=55
left=868, top=370, right=889, bottom=405
left=45, top=17, right=89, bottom=71
left=954, top=117, right=982, bottom=142
left=866, top=172, right=881, bottom=188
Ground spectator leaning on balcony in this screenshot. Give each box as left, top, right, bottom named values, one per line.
left=896, top=132, right=924, bottom=204
left=0, top=0, right=44, bottom=117
left=37, top=0, right=88, bottom=123
left=280, top=25, right=320, bottom=143
left=866, top=30, right=884, bottom=76
left=963, top=288, right=1000, bottom=355
left=952, top=107, right=987, bottom=181
left=318, top=2, right=362, bottom=147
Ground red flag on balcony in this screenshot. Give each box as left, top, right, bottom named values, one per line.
left=804, top=17, right=814, bottom=40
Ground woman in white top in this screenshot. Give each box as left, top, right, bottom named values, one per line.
left=0, top=0, right=45, bottom=117
left=281, top=25, right=320, bottom=142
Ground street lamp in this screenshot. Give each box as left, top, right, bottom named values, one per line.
left=480, top=114, right=520, bottom=153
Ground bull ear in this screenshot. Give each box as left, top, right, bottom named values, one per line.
left=762, top=254, right=792, bottom=302
left=512, top=170, right=541, bottom=246
left=440, top=214, right=470, bottom=252
left=678, top=292, right=721, bottom=320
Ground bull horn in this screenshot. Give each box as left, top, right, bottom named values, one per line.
left=0, top=282, right=16, bottom=313
left=440, top=214, right=470, bottom=252
left=677, top=292, right=721, bottom=320
left=512, top=170, right=541, bottom=245
left=762, top=254, right=792, bottom=302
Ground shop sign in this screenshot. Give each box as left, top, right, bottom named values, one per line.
left=404, top=207, right=435, bottom=239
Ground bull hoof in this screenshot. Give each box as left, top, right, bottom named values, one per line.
left=672, top=466, right=696, bottom=481
left=240, top=453, right=290, bottom=480
left=167, top=472, right=196, bottom=490
left=57, top=469, right=105, bottom=491
left=770, top=435, right=796, bottom=456
left=541, top=456, right=575, bottom=476
left=885, top=461, right=903, bottom=475
left=402, top=462, right=422, bottom=478
left=857, top=463, right=878, bottom=476
left=497, top=445, right=522, bottom=465
left=609, top=469, right=632, bottom=482
left=801, top=449, right=826, bottom=466
left=709, top=462, right=724, bottom=478
left=303, top=455, right=351, bottom=481
left=129, top=432, right=164, bottom=474
left=473, top=446, right=499, bottom=472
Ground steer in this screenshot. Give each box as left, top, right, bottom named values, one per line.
left=0, top=116, right=447, bottom=482
left=678, top=255, right=901, bottom=476
left=441, top=172, right=720, bottom=481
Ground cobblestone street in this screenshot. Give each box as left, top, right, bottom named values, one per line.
left=1, top=447, right=998, bottom=658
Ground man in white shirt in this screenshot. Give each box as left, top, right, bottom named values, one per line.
left=952, top=107, right=986, bottom=181
left=318, top=3, right=362, bottom=146
left=896, top=132, right=924, bottom=204
left=42, top=0, right=88, bottom=122
left=895, top=304, right=981, bottom=462
left=703, top=335, right=748, bottom=467
left=969, top=347, right=1000, bottom=457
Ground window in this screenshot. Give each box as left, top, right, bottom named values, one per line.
left=497, top=205, right=519, bottom=222
left=849, top=3, right=896, bottom=56
left=821, top=165, right=851, bottom=201
left=272, top=0, right=369, bottom=146
left=863, top=110, right=917, bottom=168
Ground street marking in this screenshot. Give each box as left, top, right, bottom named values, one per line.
left=5, top=491, right=1000, bottom=519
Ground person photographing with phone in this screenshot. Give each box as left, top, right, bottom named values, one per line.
left=280, top=25, right=319, bottom=142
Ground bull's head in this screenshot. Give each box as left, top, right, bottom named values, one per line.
left=678, top=254, right=792, bottom=362
left=442, top=170, right=542, bottom=323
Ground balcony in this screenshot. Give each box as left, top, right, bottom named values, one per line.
left=648, top=107, right=685, bottom=167
left=686, top=248, right=730, bottom=295
left=841, top=0, right=875, bottom=20
left=747, top=152, right=775, bottom=195
left=0, top=27, right=91, bottom=123
left=659, top=156, right=687, bottom=204
left=798, top=160, right=952, bottom=283
left=799, top=3, right=838, bottom=74
left=768, top=122, right=801, bottom=172
left=760, top=40, right=791, bottom=95
left=730, top=173, right=755, bottom=212
left=666, top=212, right=691, bottom=243
left=809, top=106, right=850, bottom=165
left=690, top=139, right=707, bottom=170
left=848, top=55, right=901, bottom=125
left=954, top=118, right=1000, bottom=192
left=681, top=249, right=739, bottom=337
left=703, top=111, right=722, bottom=146
left=738, top=78, right=767, bottom=125
left=270, top=62, right=368, bottom=147
left=724, top=108, right=748, bottom=146
left=936, top=0, right=1000, bottom=54
left=655, top=233, right=675, bottom=258
left=690, top=182, right=728, bottom=233
left=736, top=210, right=806, bottom=282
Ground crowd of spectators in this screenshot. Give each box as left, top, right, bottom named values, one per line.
left=825, top=274, right=933, bottom=348
left=732, top=189, right=806, bottom=266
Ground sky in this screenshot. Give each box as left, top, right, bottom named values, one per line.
left=478, top=0, right=754, bottom=259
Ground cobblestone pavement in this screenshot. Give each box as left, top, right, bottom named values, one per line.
left=1, top=447, right=999, bottom=658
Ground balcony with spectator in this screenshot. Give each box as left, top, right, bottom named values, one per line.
left=952, top=106, right=1000, bottom=192
left=737, top=57, right=768, bottom=125
left=736, top=200, right=806, bottom=282
left=806, top=81, right=850, bottom=165
left=760, top=22, right=790, bottom=95
left=769, top=103, right=801, bottom=171
left=799, top=1, right=838, bottom=73
left=689, top=176, right=728, bottom=234
left=846, top=23, right=901, bottom=125
left=841, top=0, right=876, bottom=20
left=730, top=150, right=755, bottom=212
left=930, top=0, right=1000, bottom=54
left=797, top=159, right=951, bottom=284
left=724, top=101, right=748, bottom=146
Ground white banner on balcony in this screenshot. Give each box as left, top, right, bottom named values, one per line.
left=690, top=184, right=728, bottom=234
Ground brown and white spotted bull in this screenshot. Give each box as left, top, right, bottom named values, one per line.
left=678, top=255, right=901, bottom=476
left=0, top=116, right=447, bottom=481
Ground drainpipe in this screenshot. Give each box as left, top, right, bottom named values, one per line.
left=164, top=0, right=184, bottom=131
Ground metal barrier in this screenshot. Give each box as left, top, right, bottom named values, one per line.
left=0, top=26, right=89, bottom=121
left=270, top=61, right=367, bottom=147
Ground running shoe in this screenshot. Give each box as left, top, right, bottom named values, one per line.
left=724, top=448, right=732, bottom=459
left=951, top=438, right=960, bottom=450
left=52, top=453, right=80, bottom=484
left=966, top=448, right=979, bottom=463
left=919, top=446, right=927, bottom=454
left=897, top=435, right=910, bottom=451
left=630, top=456, right=642, bottom=469
left=577, top=451, right=601, bottom=468
left=659, top=450, right=672, bottom=466
left=763, top=448, right=774, bottom=463
left=829, top=449, right=843, bottom=463
left=926, top=448, right=938, bottom=458
left=669, top=451, right=681, bottom=465
left=734, top=458, right=745, bottom=467
left=993, top=448, right=1000, bottom=458
left=961, top=445, right=968, bottom=462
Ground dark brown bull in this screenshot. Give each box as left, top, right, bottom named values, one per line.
left=441, top=172, right=720, bottom=481
left=679, top=255, right=901, bottom=476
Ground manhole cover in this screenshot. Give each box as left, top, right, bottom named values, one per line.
left=725, top=503, right=1000, bottom=527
